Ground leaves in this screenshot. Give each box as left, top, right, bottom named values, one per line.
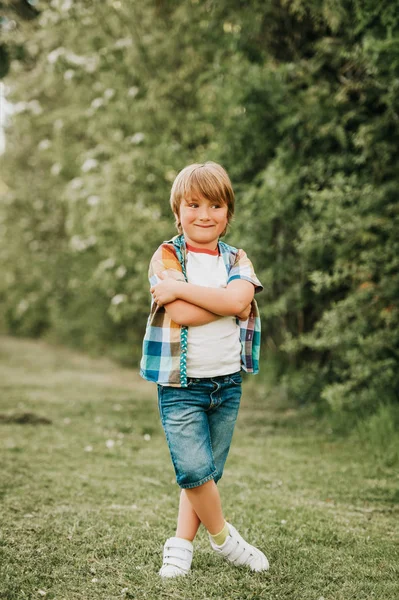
left=1, top=0, right=398, bottom=411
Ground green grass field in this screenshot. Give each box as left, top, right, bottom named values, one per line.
left=0, top=336, right=398, bottom=600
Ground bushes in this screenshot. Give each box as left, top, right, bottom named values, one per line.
left=0, top=0, right=398, bottom=423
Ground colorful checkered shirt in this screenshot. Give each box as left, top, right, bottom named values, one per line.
left=140, top=234, right=263, bottom=387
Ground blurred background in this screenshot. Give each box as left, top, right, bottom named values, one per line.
left=0, top=0, right=398, bottom=435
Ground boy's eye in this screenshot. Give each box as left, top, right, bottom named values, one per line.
left=186, top=202, right=222, bottom=209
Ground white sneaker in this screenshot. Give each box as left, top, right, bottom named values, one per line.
left=209, top=522, right=269, bottom=572
left=159, top=537, right=193, bottom=578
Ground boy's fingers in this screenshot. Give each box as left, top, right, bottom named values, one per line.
left=150, top=281, right=161, bottom=293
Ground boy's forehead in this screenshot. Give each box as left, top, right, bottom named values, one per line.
left=184, top=189, right=223, bottom=203
left=185, top=188, right=205, bottom=200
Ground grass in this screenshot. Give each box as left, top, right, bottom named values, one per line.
left=0, top=335, right=398, bottom=600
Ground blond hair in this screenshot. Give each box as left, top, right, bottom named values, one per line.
left=170, top=162, right=235, bottom=236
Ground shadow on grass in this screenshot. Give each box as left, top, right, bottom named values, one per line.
left=0, top=412, right=52, bottom=425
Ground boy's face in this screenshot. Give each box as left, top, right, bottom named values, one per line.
left=177, top=191, right=228, bottom=250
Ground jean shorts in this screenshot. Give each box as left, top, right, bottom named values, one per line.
left=157, top=371, right=242, bottom=489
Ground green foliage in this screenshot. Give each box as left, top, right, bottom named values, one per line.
left=0, top=0, right=398, bottom=418
left=354, top=403, right=399, bottom=466
left=0, top=0, right=40, bottom=78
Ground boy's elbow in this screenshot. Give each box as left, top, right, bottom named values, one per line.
left=230, top=298, right=249, bottom=316
left=173, top=315, right=189, bottom=326
left=218, top=298, right=246, bottom=316
left=225, top=283, right=254, bottom=316
left=166, top=311, right=184, bottom=325
left=165, top=304, right=191, bottom=326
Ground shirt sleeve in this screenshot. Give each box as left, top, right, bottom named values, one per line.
left=227, top=249, right=263, bottom=294
left=148, top=243, right=186, bottom=287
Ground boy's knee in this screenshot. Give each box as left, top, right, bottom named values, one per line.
left=177, top=469, right=217, bottom=490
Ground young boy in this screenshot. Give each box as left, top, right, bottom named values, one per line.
left=140, top=162, right=269, bottom=577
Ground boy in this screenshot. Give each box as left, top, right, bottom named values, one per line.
left=140, top=162, right=269, bottom=577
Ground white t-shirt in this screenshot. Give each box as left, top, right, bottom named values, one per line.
left=185, top=246, right=241, bottom=377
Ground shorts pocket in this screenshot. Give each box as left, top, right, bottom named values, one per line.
left=227, top=372, right=242, bottom=386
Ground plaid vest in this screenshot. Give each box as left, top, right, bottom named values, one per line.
left=140, top=234, right=262, bottom=387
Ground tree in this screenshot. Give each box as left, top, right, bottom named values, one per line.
left=1, top=0, right=398, bottom=413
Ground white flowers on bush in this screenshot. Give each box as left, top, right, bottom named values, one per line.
left=16, top=299, right=29, bottom=317
left=1, top=18, right=16, bottom=32
left=101, top=258, right=116, bottom=270
left=128, top=86, right=139, bottom=98
left=69, top=177, right=83, bottom=190
left=91, top=98, right=104, bottom=110
left=47, top=47, right=65, bottom=64
left=65, top=51, right=98, bottom=71
left=70, top=235, right=97, bottom=252
left=111, top=294, right=127, bottom=305
left=128, top=133, right=144, bottom=145
left=116, top=266, right=127, bottom=279
left=14, top=100, right=43, bottom=115
left=81, top=158, right=98, bottom=172
left=115, top=38, right=132, bottom=49
left=104, top=88, right=115, bottom=100
left=60, top=0, right=72, bottom=11
left=64, top=69, right=75, bottom=81
left=38, top=139, right=51, bottom=151
left=51, top=163, right=62, bottom=176
left=47, top=46, right=98, bottom=73
left=87, top=195, right=100, bottom=206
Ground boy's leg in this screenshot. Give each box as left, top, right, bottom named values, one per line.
left=183, top=479, right=225, bottom=535
left=160, top=484, right=219, bottom=578
left=181, top=478, right=268, bottom=571
left=175, top=489, right=201, bottom=541
left=158, top=382, right=225, bottom=540
left=158, top=379, right=264, bottom=574
left=158, top=382, right=220, bottom=577
left=175, top=482, right=226, bottom=540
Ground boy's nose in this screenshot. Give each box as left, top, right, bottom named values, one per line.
left=198, top=207, right=211, bottom=220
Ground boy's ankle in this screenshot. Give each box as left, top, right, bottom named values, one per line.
left=210, top=521, right=229, bottom=546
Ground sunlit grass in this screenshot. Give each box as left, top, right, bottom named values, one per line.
left=0, top=335, right=398, bottom=600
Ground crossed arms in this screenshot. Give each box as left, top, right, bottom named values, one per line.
left=151, top=271, right=254, bottom=326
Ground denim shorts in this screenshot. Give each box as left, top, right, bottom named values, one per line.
left=157, top=372, right=242, bottom=489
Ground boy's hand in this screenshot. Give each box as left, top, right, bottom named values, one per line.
left=236, top=303, right=252, bottom=321
left=151, top=271, right=184, bottom=306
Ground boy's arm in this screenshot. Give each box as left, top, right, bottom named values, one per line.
left=165, top=299, right=252, bottom=325
left=151, top=270, right=220, bottom=326
left=148, top=246, right=257, bottom=321
left=164, top=300, right=221, bottom=326
left=151, top=278, right=255, bottom=316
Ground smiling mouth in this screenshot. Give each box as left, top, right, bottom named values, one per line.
left=195, top=224, right=214, bottom=228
